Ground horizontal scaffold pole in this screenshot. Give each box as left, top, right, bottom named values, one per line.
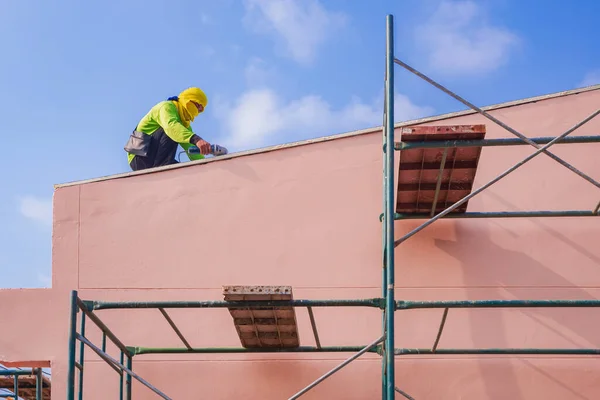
left=0, top=369, right=37, bottom=376
left=395, top=135, right=600, bottom=150
left=90, top=298, right=383, bottom=311
left=394, top=210, right=599, bottom=219
left=397, top=299, right=600, bottom=310
left=131, top=346, right=380, bottom=356
left=395, top=348, right=600, bottom=355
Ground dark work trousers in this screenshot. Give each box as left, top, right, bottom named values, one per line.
left=130, top=128, right=180, bottom=171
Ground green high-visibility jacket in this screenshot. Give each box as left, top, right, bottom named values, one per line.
left=127, top=100, right=205, bottom=164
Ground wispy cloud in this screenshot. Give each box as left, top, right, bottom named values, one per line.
left=579, top=70, right=600, bottom=87
left=217, top=3, right=435, bottom=152
left=18, top=195, right=52, bottom=226
left=242, top=0, right=347, bottom=65
left=415, top=0, right=520, bottom=75
left=214, top=86, right=433, bottom=151
left=244, top=57, right=279, bottom=87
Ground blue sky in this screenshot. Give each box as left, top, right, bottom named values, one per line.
left=1, top=0, right=599, bottom=288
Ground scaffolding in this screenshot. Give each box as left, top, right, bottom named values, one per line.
left=66, top=14, right=600, bottom=399
left=0, top=368, right=49, bottom=400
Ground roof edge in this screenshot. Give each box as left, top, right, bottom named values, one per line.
left=55, top=83, right=600, bottom=189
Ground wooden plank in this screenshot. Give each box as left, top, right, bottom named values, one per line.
left=396, top=125, right=486, bottom=215
left=223, top=285, right=300, bottom=348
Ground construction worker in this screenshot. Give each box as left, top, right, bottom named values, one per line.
left=124, top=87, right=212, bottom=171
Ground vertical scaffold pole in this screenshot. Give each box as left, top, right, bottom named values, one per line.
left=384, top=14, right=396, bottom=399
left=78, top=312, right=86, bottom=400
left=36, top=367, right=43, bottom=400
left=381, top=19, right=389, bottom=399
left=67, top=290, right=78, bottom=400
left=13, top=375, right=19, bottom=400
left=125, top=356, right=133, bottom=400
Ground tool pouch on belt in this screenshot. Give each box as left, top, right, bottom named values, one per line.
left=124, top=130, right=151, bottom=156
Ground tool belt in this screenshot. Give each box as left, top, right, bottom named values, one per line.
left=124, top=130, right=152, bottom=157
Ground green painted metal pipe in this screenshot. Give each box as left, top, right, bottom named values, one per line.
left=396, top=387, right=416, bottom=400
left=78, top=312, right=86, bottom=400
left=288, top=336, right=385, bottom=400
left=159, top=308, right=193, bottom=349
left=119, top=352, right=125, bottom=400
left=397, top=299, right=600, bottom=310
left=384, top=14, right=396, bottom=400
left=35, top=368, right=43, bottom=400
left=125, top=356, right=132, bottom=400
left=432, top=308, right=449, bottom=351
left=0, top=369, right=36, bottom=376
left=380, top=17, right=390, bottom=399
left=91, top=298, right=383, bottom=310
left=381, top=50, right=388, bottom=400
left=429, top=148, right=448, bottom=217
left=395, top=348, right=600, bottom=355
left=395, top=135, right=600, bottom=150
left=67, top=290, right=78, bottom=400
left=131, top=345, right=379, bottom=356
left=307, top=307, right=322, bottom=349
left=75, top=334, right=121, bottom=375
left=393, top=210, right=599, bottom=220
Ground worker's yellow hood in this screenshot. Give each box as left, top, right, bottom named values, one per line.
left=170, top=87, right=208, bottom=127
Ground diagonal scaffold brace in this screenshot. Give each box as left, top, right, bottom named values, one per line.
left=394, top=107, right=600, bottom=247
left=287, top=335, right=385, bottom=399
left=76, top=334, right=171, bottom=400
left=393, top=58, right=600, bottom=190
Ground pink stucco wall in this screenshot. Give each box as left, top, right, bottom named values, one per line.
left=1, top=87, right=599, bottom=399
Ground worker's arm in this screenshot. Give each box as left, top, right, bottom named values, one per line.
left=180, top=142, right=204, bottom=161
left=156, top=102, right=203, bottom=144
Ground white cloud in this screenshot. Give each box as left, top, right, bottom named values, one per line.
left=415, top=0, right=520, bottom=75
left=242, top=0, right=347, bottom=65
left=214, top=88, right=434, bottom=151
left=18, top=195, right=52, bottom=226
left=244, top=57, right=278, bottom=87
left=579, top=70, right=600, bottom=87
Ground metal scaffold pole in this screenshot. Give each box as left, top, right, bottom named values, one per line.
left=383, top=13, right=396, bottom=399
left=380, top=17, right=390, bottom=398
